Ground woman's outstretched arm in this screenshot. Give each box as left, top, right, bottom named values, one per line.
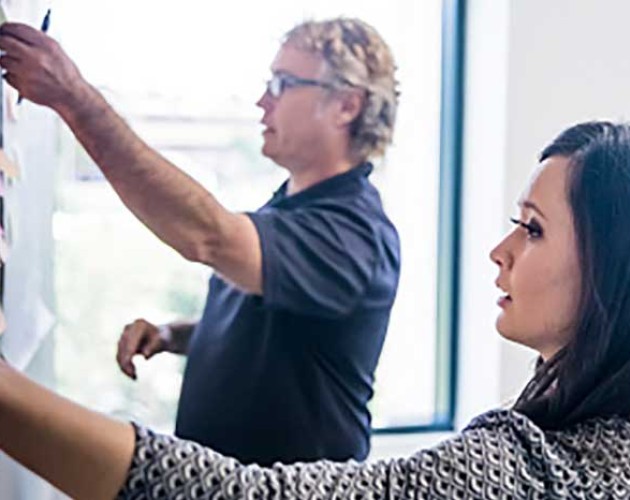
left=0, top=355, right=557, bottom=499
left=0, top=360, right=135, bottom=500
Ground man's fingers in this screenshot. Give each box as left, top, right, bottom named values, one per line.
left=0, top=22, right=44, bottom=47
left=3, top=72, right=19, bottom=91
left=118, top=356, right=137, bottom=380
left=116, top=320, right=161, bottom=378
left=117, top=324, right=143, bottom=375
left=120, top=358, right=137, bottom=380
left=0, top=55, right=21, bottom=72
left=0, top=35, right=29, bottom=60
left=142, top=334, right=163, bottom=358
left=116, top=335, right=137, bottom=380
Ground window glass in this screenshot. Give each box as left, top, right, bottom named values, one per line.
left=53, top=0, right=444, bottom=430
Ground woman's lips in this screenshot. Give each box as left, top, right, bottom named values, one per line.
left=497, top=295, right=512, bottom=308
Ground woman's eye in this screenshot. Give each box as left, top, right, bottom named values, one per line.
left=509, top=217, right=543, bottom=239
left=525, top=221, right=542, bottom=238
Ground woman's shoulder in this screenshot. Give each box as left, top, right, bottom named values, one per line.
left=457, top=408, right=630, bottom=463
left=409, top=408, right=630, bottom=498
left=463, top=407, right=630, bottom=441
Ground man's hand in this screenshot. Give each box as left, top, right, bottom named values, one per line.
left=0, top=22, right=87, bottom=110
left=116, top=319, right=167, bottom=380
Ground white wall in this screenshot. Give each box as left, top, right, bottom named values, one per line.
left=463, top=0, right=630, bottom=423
left=374, top=0, right=630, bottom=457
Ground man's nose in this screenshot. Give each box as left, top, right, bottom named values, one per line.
left=256, top=90, right=273, bottom=110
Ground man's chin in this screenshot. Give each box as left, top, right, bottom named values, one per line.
left=260, top=147, right=271, bottom=161
left=261, top=147, right=289, bottom=169
left=261, top=142, right=275, bottom=159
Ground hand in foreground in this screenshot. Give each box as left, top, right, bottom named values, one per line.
left=116, top=319, right=167, bottom=380
left=0, top=22, right=86, bottom=109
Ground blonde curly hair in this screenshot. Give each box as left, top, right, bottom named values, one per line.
left=284, top=18, right=399, bottom=161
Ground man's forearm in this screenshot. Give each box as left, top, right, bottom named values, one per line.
left=57, top=82, right=231, bottom=266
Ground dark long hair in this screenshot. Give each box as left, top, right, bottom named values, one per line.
left=513, top=121, right=630, bottom=429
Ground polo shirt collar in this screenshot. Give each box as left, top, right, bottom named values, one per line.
left=270, top=162, right=373, bottom=207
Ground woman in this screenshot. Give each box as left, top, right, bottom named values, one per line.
left=2, top=120, right=630, bottom=499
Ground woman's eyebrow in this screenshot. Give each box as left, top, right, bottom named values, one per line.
left=518, top=199, right=547, bottom=220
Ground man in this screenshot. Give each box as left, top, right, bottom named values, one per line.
left=0, top=17, right=400, bottom=465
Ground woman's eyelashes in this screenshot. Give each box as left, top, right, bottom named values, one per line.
left=510, top=217, right=543, bottom=239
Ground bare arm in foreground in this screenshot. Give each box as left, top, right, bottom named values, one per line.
left=0, top=357, right=559, bottom=499
left=0, top=360, right=134, bottom=500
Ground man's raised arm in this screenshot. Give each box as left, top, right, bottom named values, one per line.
left=0, top=22, right=262, bottom=294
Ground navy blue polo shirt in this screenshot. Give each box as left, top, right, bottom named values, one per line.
left=175, top=163, right=400, bottom=465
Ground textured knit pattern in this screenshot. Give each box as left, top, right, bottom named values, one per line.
left=117, top=409, right=630, bottom=499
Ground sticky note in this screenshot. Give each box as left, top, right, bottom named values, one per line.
left=0, top=149, right=19, bottom=179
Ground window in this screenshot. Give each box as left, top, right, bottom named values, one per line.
left=53, top=0, right=463, bottom=432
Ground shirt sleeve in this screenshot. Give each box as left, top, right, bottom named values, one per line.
left=116, top=415, right=554, bottom=499
left=247, top=203, right=380, bottom=318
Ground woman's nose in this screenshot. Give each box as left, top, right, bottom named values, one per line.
left=490, top=237, right=512, bottom=269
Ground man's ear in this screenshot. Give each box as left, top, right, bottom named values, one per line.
left=335, top=89, right=365, bottom=127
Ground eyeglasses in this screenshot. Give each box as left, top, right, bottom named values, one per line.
left=265, top=73, right=335, bottom=98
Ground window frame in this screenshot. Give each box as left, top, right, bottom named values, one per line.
left=373, top=0, right=466, bottom=434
